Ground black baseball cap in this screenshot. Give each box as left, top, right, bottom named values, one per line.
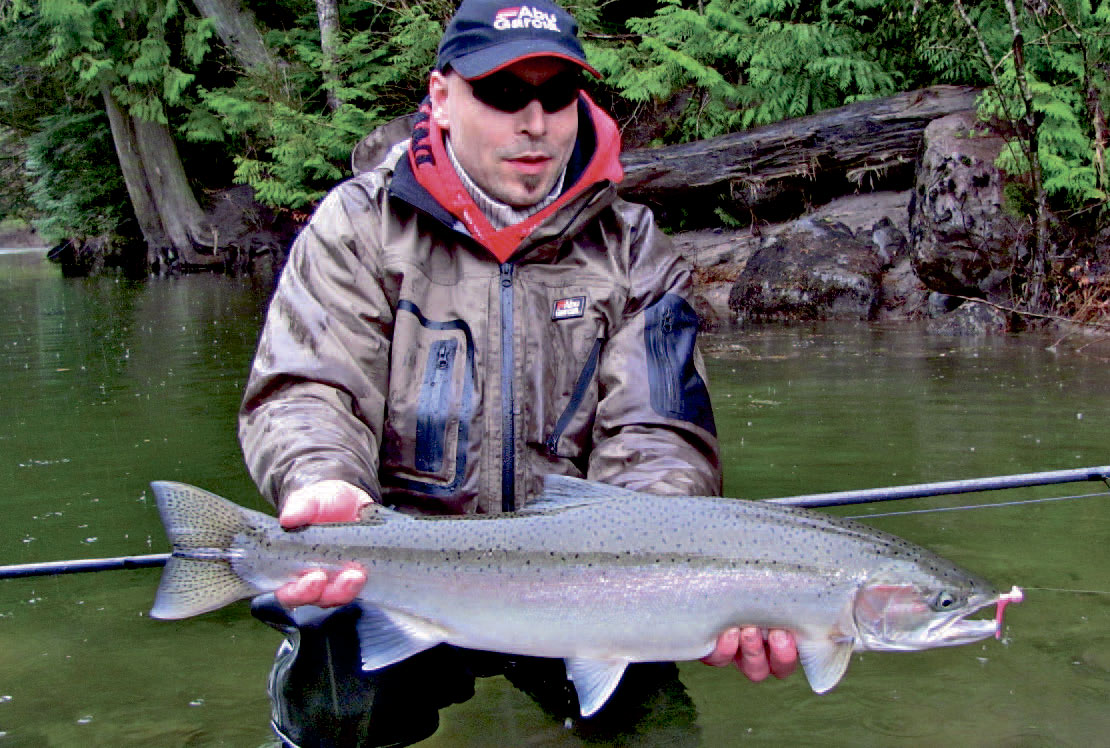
left=436, top=0, right=601, bottom=80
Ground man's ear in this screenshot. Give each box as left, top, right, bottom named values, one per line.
left=428, top=71, right=451, bottom=130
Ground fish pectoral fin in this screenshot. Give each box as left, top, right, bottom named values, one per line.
left=564, top=657, right=629, bottom=717
left=355, top=605, right=448, bottom=671
left=796, top=636, right=855, bottom=694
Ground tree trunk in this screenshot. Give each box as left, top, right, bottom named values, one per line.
left=190, top=0, right=279, bottom=74
left=102, top=83, right=222, bottom=271
left=1091, top=84, right=1108, bottom=196
left=132, top=118, right=221, bottom=267
left=618, top=86, right=980, bottom=202
left=101, top=83, right=168, bottom=269
left=315, top=0, right=343, bottom=112
left=1002, top=0, right=1047, bottom=312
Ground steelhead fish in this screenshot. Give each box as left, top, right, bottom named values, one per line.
left=150, top=476, right=1022, bottom=716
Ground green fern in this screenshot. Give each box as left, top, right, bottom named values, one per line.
left=974, top=0, right=1109, bottom=207
left=186, top=4, right=440, bottom=210
left=606, top=0, right=899, bottom=142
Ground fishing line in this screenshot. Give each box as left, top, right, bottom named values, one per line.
left=845, top=490, right=1110, bottom=519
left=849, top=494, right=1110, bottom=598
left=1021, top=586, right=1110, bottom=596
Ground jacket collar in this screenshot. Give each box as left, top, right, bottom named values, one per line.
left=389, top=94, right=624, bottom=263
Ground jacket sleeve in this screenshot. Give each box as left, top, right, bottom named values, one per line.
left=587, top=203, right=723, bottom=498
left=239, top=181, right=393, bottom=510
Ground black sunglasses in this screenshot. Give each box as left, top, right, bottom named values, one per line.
left=467, top=70, right=582, bottom=114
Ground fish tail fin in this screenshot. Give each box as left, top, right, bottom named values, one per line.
left=149, top=481, right=263, bottom=620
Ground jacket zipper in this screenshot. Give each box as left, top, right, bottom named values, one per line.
left=499, top=263, right=515, bottom=512
left=415, top=339, right=457, bottom=473
left=546, top=337, right=603, bottom=455
left=657, top=307, right=681, bottom=412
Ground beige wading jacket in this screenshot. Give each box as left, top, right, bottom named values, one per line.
left=239, top=95, right=722, bottom=515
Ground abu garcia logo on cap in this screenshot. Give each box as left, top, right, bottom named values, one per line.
left=494, top=6, right=560, bottom=32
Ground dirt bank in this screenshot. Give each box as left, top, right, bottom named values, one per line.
left=0, top=227, right=45, bottom=248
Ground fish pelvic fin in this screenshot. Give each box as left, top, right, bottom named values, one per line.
left=149, top=481, right=263, bottom=620
left=565, top=658, right=629, bottom=717
left=796, top=635, right=855, bottom=694
left=356, top=606, right=448, bottom=671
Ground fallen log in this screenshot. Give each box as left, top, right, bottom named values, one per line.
left=618, top=85, right=979, bottom=201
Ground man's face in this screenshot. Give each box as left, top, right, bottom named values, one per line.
left=429, top=58, right=580, bottom=209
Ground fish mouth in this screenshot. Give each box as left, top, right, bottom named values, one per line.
left=933, top=585, right=1023, bottom=646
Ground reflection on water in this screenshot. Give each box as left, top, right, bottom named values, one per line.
left=1, top=254, right=1107, bottom=746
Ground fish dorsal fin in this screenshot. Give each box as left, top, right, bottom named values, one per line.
left=564, top=657, right=629, bottom=717
left=355, top=605, right=448, bottom=671
left=524, top=475, right=642, bottom=514
left=796, top=635, right=855, bottom=694
left=357, top=503, right=414, bottom=525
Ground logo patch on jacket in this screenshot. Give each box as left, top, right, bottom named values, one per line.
left=494, top=6, right=560, bottom=31
left=552, top=296, right=586, bottom=320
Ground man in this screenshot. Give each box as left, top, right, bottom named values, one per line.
left=239, top=1, right=797, bottom=745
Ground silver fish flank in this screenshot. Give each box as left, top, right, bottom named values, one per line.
left=150, top=475, right=1021, bottom=716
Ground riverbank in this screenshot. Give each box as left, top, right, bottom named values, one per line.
left=0, top=224, right=45, bottom=249
left=676, top=190, right=919, bottom=327
left=675, top=110, right=1109, bottom=337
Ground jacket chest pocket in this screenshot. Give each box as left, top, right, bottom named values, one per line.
left=518, top=283, right=612, bottom=464
left=382, top=301, right=475, bottom=496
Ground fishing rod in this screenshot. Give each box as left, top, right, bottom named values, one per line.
left=2, top=465, right=1108, bottom=581
left=0, top=552, right=170, bottom=579
left=762, top=464, right=1110, bottom=508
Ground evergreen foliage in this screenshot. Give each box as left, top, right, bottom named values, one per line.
left=1, top=6, right=125, bottom=236
left=185, top=2, right=444, bottom=208
left=0, top=11, right=51, bottom=224
left=38, top=0, right=198, bottom=120
left=25, top=109, right=130, bottom=243
left=958, top=0, right=1109, bottom=206
left=1, top=0, right=1106, bottom=253
left=595, top=0, right=900, bottom=141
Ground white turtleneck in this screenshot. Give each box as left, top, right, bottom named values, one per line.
left=446, top=138, right=566, bottom=231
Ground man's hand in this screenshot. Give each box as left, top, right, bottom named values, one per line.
left=702, top=627, right=798, bottom=682
left=275, top=480, right=373, bottom=609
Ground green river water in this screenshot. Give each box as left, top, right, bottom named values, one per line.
left=1, top=248, right=1107, bottom=746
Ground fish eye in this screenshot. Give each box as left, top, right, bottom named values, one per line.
left=931, top=591, right=957, bottom=611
